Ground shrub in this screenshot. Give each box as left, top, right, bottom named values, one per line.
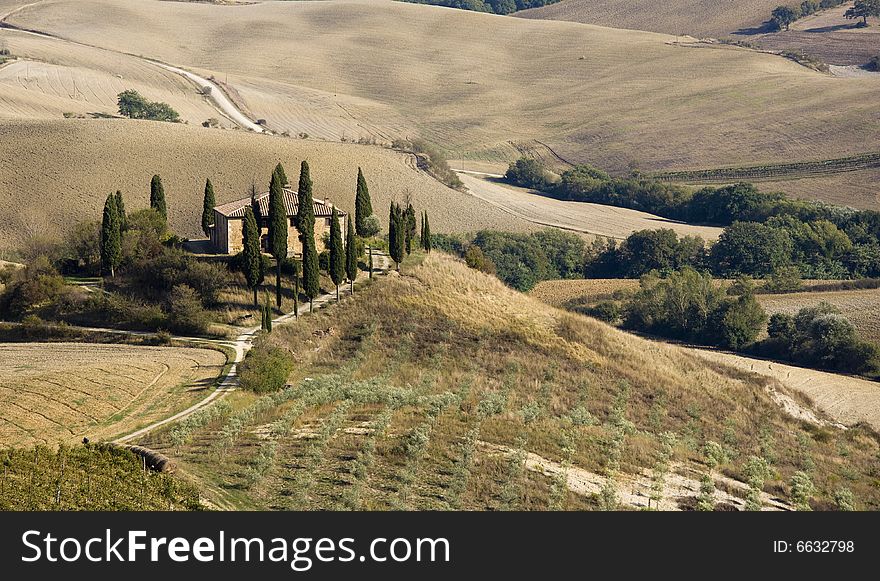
left=505, top=157, right=551, bottom=190
left=166, top=284, right=209, bottom=335
left=464, top=245, right=496, bottom=275
left=584, top=301, right=621, bottom=324
left=762, top=265, right=804, bottom=293
left=869, top=55, right=880, bottom=71
left=0, top=257, right=66, bottom=318
left=239, top=346, right=294, bottom=393
left=117, top=90, right=180, bottom=122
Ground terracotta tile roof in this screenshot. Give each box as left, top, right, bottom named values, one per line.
left=213, top=187, right=344, bottom=219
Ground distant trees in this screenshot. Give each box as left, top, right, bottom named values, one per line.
left=354, top=168, right=378, bottom=237
left=505, top=157, right=551, bottom=190
left=329, top=207, right=345, bottom=302
left=399, top=0, right=562, bottom=15
left=268, top=164, right=288, bottom=307
left=101, top=193, right=122, bottom=277
left=771, top=5, right=801, bottom=29
left=242, top=206, right=264, bottom=306
left=296, top=161, right=320, bottom=309
left=117, top=90, right=180, bottom=122
left=846, top=0, right=880, bottom=25
left=201, top=179, right=215, bottom=237
left=345, top=216, right=358, bottom=294
left=150, top=175, right=167, bottom=223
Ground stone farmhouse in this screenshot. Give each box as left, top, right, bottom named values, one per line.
left=210, top=187, right=346, bottom=256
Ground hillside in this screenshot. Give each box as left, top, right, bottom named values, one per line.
left=516, top=0, right=780, bottom=37
left=7, top=0, right=880, bottom=189
left=0, top=119, right=533, bottom=251
left=139, top=253, right=880, bottom=511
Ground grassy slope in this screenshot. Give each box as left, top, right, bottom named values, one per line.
left=0, top=119, right=533, bottom=250
left=141, top=253, right=880, bottom=510
left=516, top=0, right=779, bottom=37
left=9, top=0, right=880, bottom=177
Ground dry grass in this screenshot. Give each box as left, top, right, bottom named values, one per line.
left=142, top=253, right=880, bottom=510
left=0, top=119, right=533, bottom=250
left=458, top=174, right=724, bottom=240
left=0, top=342, right=225, bottom=446
left=516, top=0, right=780, bottom=37
left=9, top=0, right=880, bottom=183
left=729, top=167, right=880, bottom=212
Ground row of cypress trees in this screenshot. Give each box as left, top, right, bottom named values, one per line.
left=101, top=175, right=168, bottom=276
left=388, top=201, right=432, bottom=270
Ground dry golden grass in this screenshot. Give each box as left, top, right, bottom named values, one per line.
left=516, top=0, right=780, bottom=37
left=757, top=288, right=880, bottom=346
left=755, top=168, right=880, bottom=211
left=142, top=253, right=880, bottom=510
left=0, top=119, right=534, bottom=250
left=9, top=0, right=880, bottom=183
left=0, top=342, right=225, bottom=446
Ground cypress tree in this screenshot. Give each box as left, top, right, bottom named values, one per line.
left=296, top=161, right=320, bottom=310
left=329, top=207, right=345, bottom=302
left=101, top=193, right=121, bottom=277
left=345, top=215, right=358, bottom=294
left=423, top=211, right=432, bottom=252
left=274, top=162, right=288, bottom=186
left=354, top=167, right=373, bottom=237
left=114, top=190, right=127, bottom=232
left=389, top=202, right=405, bottom=270
left=264, top=294, right=273, bottom=333
left=150, top=174, right=167, bottom=223
left=242, top=206, right=263, bottom=306
left=201, top=179, right=215, bottom=237
left=268, top=168, right=288, bottom=308
left=290, top=259, right=300, bottom=319
left=404, top=203, right=416, bottom=255
left=420, top=211, right=425, bottom=250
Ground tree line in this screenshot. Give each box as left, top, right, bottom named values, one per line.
left=400, top=0, right=562, bottom=15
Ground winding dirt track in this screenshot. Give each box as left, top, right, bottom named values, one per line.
left=457, top=172, right=723, bottom=240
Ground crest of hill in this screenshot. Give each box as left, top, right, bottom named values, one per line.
left=515, top=0, right=781, bottom=37
left=9, top=0, right=880, bottom=179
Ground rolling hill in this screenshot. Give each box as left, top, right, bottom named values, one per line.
left=7, top=0, right=880, bottom=188
left=0, top=119, right=534, bottom=251
left=516, top=0, right=780, bottom=37
left=139, top=253, right=880, bottom=510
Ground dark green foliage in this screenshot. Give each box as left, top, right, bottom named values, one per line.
left=117, top=90, right=180, bottom=122
left=114, top=190, right=127, bottom=232
left=345, top=216, right=358, bottom=288
left=586, top=229, right=706, bottom=278
left=389, top=202, right=405, bottom=269
left=0, top=257, right=65, bottom=319
left=101, top=193, right=121, bottom=277
left=150, top=174, right=167, bottom=222
left=422, top=211, right=432, bottom=252
left=329, top=207, right=345, bottom=299
left=771, top=5, right=800, bottom=30
left=201, top=179, right=215, bottom=237
left=166, top=284, right=209, bottom=335
left=242, top=206, right=264, bottom=306
left=268, top=167, right=288, bottom=307
left=296, top=162, right=320, bottom=303
left=131, top=249, right=231, bottom=306
left=624, top=268, right=766, bottom=349
left=711, top=222, right=793, bottom=277
left=274, top=162, right=288, bottom=186
left=846, top=0, right=880, bottom=24
left=354, top=167, right=375, bottom=237
left=464, top=245, right=496, bottom=275
left=238, top=345, right=294, bottom=393
left=404, top=203, right=417, bottom=255
left=756, top=304, right=879, bottom=375
left=505, top=158, right=551, bottom=190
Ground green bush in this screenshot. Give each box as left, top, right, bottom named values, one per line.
left=166, top=284, right=209, bottom=335
left=505, top=158, right=551, bottom=190
left=117, top=90, right=180, bottom=122
left=239, top=345, right=295, bottom=393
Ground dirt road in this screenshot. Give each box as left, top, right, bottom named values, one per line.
left=457, top=172, right=723, bottom=240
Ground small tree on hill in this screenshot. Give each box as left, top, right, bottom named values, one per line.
left=296, top=161, right=320, bottom=310
left=771, top=5, right=800, bottom=30
left=202, top=178, right=215, bottom=237
left=242, top=206, right=264, bottom=306
left=421, top=211, right=432, bottom=252
left=268, top=167, right=288, bottom=308
left=355, top=167, right=376, bottom=237
left=101, top=193, right=121, bottom=277
left=345, top=216, right=358, bottom=294
left=114, top=190, right=127, bottom=233
left=328, top=207, right=345, bottom=302
left=846, top=0, right=880, bottom=25
left=150, top=174, right=167, bottom=223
